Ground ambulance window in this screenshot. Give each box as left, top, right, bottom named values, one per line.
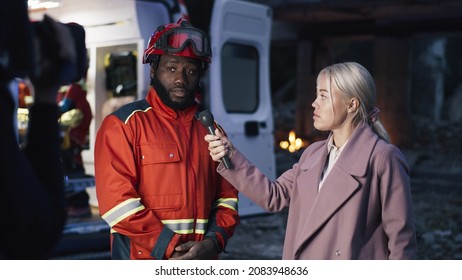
left=221, top=43, right=259, bottom=113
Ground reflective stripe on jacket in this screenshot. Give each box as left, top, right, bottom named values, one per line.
left=95, top=87, right=239, bottom=259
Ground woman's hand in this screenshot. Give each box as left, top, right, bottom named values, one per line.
left=204, top=128, right=235, bottom=162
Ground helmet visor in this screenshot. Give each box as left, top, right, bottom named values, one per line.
left=156, top=28, right=211, bottom=58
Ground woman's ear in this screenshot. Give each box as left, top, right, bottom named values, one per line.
left=347, top=98, right=359, bottom=113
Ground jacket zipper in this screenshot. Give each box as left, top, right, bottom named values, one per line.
left=177, top=113, right=198, bottom=235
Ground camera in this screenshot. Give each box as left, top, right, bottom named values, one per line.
left=0, top=1, right=87, bottom=86
left=31, top=15, right=88, bottom=85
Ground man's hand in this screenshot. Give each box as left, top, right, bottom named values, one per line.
left=169, top=239, right=218, bottom=260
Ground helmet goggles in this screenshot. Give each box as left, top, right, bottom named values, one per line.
left=152, top=27, right=211, bottom=59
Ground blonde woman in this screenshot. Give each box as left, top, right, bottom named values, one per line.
left=205, top=62, right=416, bottom=259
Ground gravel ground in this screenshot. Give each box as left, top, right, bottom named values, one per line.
left=412, top=182, right=462, bottom=259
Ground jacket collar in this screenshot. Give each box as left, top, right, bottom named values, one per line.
left=335, top=121, right=379, bottom=177
left=299, top=122, right=378, bottom=177
left=146, top=86, right=199, bottom=121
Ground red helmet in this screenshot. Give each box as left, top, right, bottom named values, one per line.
left=143, top=18, right=212, bottom=67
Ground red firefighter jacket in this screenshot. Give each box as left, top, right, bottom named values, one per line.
left=94, top=87, right=240, bottom=259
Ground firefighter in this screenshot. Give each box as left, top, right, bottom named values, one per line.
left=94, top=18, right=240, bottom=260
left=57, top=77, right=93, bottom=218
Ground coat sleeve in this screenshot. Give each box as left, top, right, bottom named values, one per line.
left=218, top=149, right=295, bottom=212
left=94, top=115, right=182, bottom=259
left=378, top=145, right=417, bottom=259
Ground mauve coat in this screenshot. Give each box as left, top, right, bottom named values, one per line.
left=218, top=122, right=417, bottom=259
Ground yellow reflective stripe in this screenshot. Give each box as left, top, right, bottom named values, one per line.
left=214, top=198, right=238, bottom=212
left=160, top=218, right=209, bottom=235
left=195, top=219, right=208, bottom=234
left=102, top=198, right=145, bottom=227
left=172, top=229, right=194, bottom=234
left=124, top=107, right=152, bottom=124
left=162, top=219, right=194, bottom=224
left=162, top=219, right=194, bottom=234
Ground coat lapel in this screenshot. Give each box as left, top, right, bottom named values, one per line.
left=296, top=167, right=360, bottom=250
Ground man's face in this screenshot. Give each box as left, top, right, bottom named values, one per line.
left=151, top=54, right=200, bottom=110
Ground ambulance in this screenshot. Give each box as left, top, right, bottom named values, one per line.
left=29, top=0, right=275, bottom=257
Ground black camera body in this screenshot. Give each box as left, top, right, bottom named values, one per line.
left=32, top=15, right=88, bottom=85
left=0, top=0, right=87, bottom=86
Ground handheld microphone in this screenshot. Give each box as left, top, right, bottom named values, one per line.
left=197, top=110, right=233, bottom=169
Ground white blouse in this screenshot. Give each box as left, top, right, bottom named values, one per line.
left=318, top=135, right=349, bottom=191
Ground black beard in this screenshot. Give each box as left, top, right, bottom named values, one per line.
left=151, top=76, right=197, bottom=111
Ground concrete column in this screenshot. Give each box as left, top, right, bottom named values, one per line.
left=374, top=37, right=413, bottom=148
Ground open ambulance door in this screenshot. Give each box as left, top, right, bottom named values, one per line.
left=207, top=0, right=276, bottom=216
